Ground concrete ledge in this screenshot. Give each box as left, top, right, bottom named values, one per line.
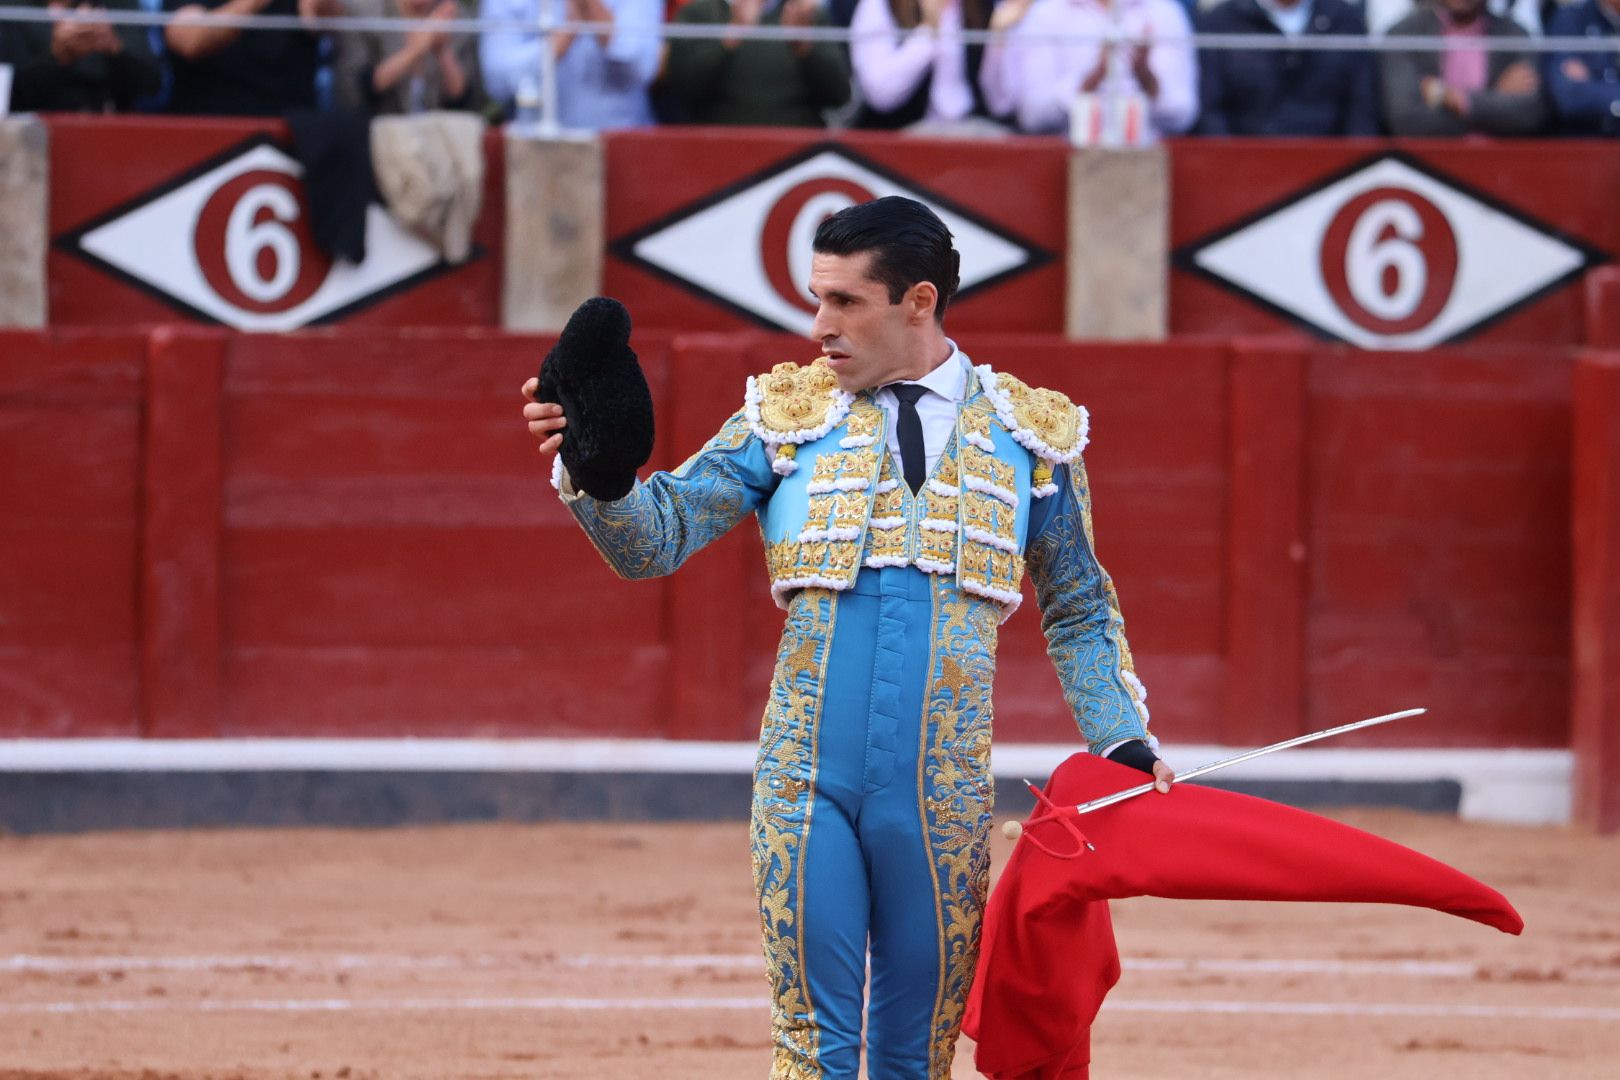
left=502, top=132, right=602, bottom=332
left=0, top=772, right=1465, bottom=836
left=0, top=739, right=1566, bottom=833
left=0, top=771, right=755, bottom=834
left=0, top=117, right=48, bottom=328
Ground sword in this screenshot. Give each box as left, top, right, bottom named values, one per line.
left=1003, top=707, right=1427, bottom=842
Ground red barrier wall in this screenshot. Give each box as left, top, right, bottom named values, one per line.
left=0, top=331, right=146, bottom=735
left=0, top=327, right=1582, bottom=749
left=1305, top=347, right=1572, bottom=746
left=215, top=329, right=646, bottom=736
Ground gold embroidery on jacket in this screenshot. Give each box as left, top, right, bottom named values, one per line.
left=957, top=428, right=1024, bottom=603
left=842, top=407, right=882, bottom=443
left=829, top=493, right=867, bottom=531
left=866, top=456, right=909, bottom=564
left=769, top=408, right=883, bottom=597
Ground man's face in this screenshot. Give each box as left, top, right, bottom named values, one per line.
left=808, top=250, right=930, bottom=393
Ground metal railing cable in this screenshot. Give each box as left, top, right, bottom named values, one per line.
left=2, top=5, right=1614, bottom=134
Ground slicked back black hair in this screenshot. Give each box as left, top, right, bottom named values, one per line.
left=812, top=196, right=960, bottom=324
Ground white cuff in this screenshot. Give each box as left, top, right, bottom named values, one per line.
left=550, top=456, right=584, bottom=504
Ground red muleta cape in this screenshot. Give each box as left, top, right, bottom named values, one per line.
left=963, top=753, right=1523, bottom=1080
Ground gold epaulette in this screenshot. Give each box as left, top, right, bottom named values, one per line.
left=976, top=365, right=1089, bottom=465
left=745, top=357, right=854, bottom=445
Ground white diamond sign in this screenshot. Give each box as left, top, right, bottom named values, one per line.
left=65, top=138, right=444, bottom=331
left=614, top=147, right=1044, bottom=334
left=1183, top=155, right=1596, bottom=349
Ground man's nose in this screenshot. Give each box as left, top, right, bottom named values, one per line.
left=810, top=302, right=834, bottom=342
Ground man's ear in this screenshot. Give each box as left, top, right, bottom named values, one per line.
left=908, top=281, right=939, bottom=324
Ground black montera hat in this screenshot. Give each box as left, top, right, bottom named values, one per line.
left=537, top=297, right=655, bottom=502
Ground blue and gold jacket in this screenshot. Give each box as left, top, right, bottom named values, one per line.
left=554, top=354, right=1152, bottom=752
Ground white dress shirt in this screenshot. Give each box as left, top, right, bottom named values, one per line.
left=980, top=0, right=1200, bottom=140
left=850, top=0, right=976, bottom=123
left=873, top=342, right=969, bottom=481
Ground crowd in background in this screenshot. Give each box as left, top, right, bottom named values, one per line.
left=1, top=0, right=1617, bottom=137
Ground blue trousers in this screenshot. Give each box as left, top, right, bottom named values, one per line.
left=752, top=567, right=997, bottom=1080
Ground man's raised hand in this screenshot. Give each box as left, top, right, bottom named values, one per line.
left=521, top=377, right=567, bottom=455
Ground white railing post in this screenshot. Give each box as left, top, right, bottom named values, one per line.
left=538, top=0, right=561, bottom=136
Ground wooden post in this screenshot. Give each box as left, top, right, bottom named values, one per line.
left=1585, top=266, right=1620, bottom=350
left=141, top=328, right=226, bottom=737
left=1572, top=350, right=1620, bottom=833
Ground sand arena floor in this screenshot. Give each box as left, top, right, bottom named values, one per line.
left=1, top=811, right=1617, bottom=1079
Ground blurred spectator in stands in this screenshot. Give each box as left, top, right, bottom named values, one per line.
left=1543, top=0, right=1620, bottom=135
left=130, top=0, right=176, bottom=110
left=979, top=0, right=1197, bottom=139
left=849, top=0, right=1003, bottom=132
left=1196, top=0, right=1380, bottom=135
left=336, top=0, right=484, bottom=114
left=661, top=0, right=850, bottom=125
left=1, top=0, right=163, bottom=111
left=1379, top=0, right=1543, bottom=135
left=480, top=0, right=660, bottom=128
left=162, top=0, right=344, bottom=114
left=1366, top=0, right=1540, bottom=35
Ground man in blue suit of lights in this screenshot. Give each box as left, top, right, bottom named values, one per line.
left=522, top=196, right=1174, bottom=1079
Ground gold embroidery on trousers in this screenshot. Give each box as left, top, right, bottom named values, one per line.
left=752, top=590, right=839, bottom=1079
left=918, top=583, right=999, bottom=1077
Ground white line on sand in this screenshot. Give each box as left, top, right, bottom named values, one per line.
left=1, top=997, right=1616, bottom=1022
left=7, top=952, right=1612, bottom=982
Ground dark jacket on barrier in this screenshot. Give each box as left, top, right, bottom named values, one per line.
left=1542, top=0, right=1620, bottom=137
left=1196, top=0, right=1381, bottom=136
left=286, top=108, right=375, bottom=264
left=1, top=0, right=163, bottom=113
left=1380, top=8, right=1545, bottom=136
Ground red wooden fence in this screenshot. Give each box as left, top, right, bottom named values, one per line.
left=0, top=327, right=1588, bottom=753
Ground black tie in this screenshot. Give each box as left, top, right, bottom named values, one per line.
left=889, top=384, right=928, bottom=494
